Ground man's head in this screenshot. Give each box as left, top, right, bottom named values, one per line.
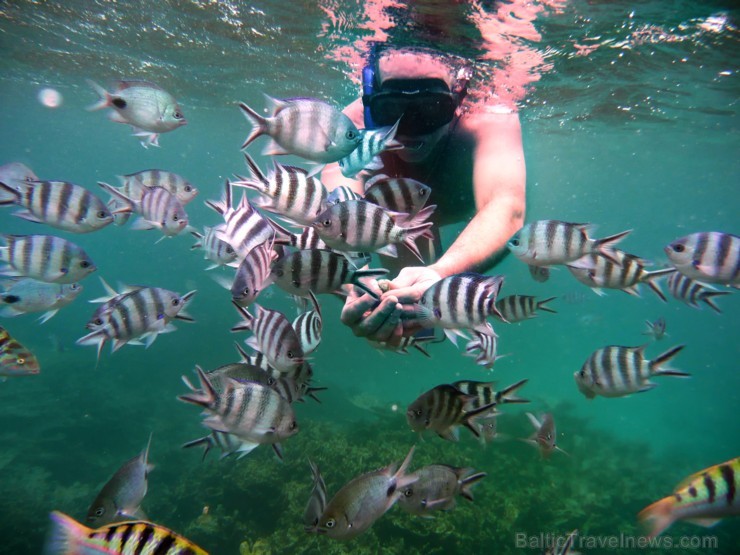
left=362, top=47, right=467, bottom=161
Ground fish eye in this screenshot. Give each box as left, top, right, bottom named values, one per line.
left=184, top=185, right=192, bottom=192
left=225, top=246, right=234, bottom=254
left=579, top=370, right=585, bottom=377
left=172, top=298, right=180, bottom=306
left=275, top=269, right=284, bottom=277
left=243, top=287, right=251, bottom=295
left=323, top=219, right=331, bottom=227
left=267, top=377, right=276, bottom=385
left=174, top=111, right=183, bottom=119
left=510, top=238, right=520, bottom=247
left=292, top=280, right=300, bottom=288
left=173, top=214, right=179, bottom=221
left=71, top=284, right=81, bottom=290
left=93, top=318, right=104, bottom=326
left=345, top=130, right=357, bottom=140
left=418, top=188, right=428, bottom=197
left=415, top=409, right=422, bottom=417
left=290, top=420, right=297, bottom=430
left=403, top=489, right=414, bottom=497
left=97, top=210, right=108, bottom=219
left=79, top=261, right=90, bottom=268
left=287, top=351, right=294, bottom=359
left=672, top=243, right=685, bottom=253
left=95, top=507, right=105, bottom=517
left=16, top=357, right=25, bottom=365
left=325, top=518, right=336, bottom=528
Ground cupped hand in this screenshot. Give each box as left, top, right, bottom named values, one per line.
left=340, top=283, right=404, bottom=343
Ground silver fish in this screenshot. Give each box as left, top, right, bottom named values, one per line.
left=412, top=273, right=505, bottom=345
left=0, top=278, right=82, bottom=322
left=312, top=199, right=435, bottom=261
left=575, top=344, right=689, bottom=399
left=0, top=234, right=96, bottom=284
left=567, top=250, right=675, bottom=300
left=77, top=286, right=196, bottom=359
left=98, top=182, right=188, bottom=237
left=362, top=174, right=431, bottom=216
left=507, top=220, right=631, bottom=267
left=312, top=446, right=417, bottom=540
left=178, top=367, right=298, bottom=459
left=190, top=225, right=238, bottom=270
left=87, top=80, right=186, bottom=147
left=292, top=291, right=322, bottom=355
left=643, top=317, right=667, bottom=340
left=0, top=180, right=113, bottom=233
left=239, top=96, right=361, bottom=163
left=528, top=264, right=550, bottom=283
left=493, top=295, right=557, bottom=323
left=86, top=435, right=153, bottom=526
left=338, top=121, right=402, bottom=178
left=270, top=248, right=388, bottom=298
left=206, top=181, right=276, bottom=260
left=406, top=384, right=495, bottom=442
left=233, top=154, right=328, bottom=226
left=398, top=464, right=486, bottom=516
left=477, top=414, right=501, bottom=445
left=463, top=323, right=504, bottom=369
left=665, top=231, right=740, bottom=286
left=231, top=241, right=276, bottom=307
left=231, top=303, right=305, bottom=374
left=522, top=412, right=567, bottom=458
left=666, top=272, right=731, bottom=313
left=304, top=460, right=328, bottom=530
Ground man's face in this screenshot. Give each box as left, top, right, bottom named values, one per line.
left=395, top=123, right=450, bottom=163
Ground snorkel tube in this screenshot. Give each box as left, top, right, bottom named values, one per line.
left=362, top=45, right=380, bottom=129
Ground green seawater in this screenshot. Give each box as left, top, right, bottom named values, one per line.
left=0, top=1, right=738, bottom=553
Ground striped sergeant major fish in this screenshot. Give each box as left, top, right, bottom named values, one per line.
left=44, top=511, right=207, bottom=555
left=270, top=248, right=388, bottom=299
left=205, top=180, right=276, bottom=260
left=567, top=250, right=675, bottom=301
left=362, top=174, right=431, bottom=217
left=190, top=224, right=238, bottom=270
left=575, top=344, right=689, bottom=399
left=230, top=240, right=276, bottom=307
left=178, top=366, right=298, bottom=460
left=493, top=295, right=557, bottom=323
left=638, top=457, right=740, bottom=538
left=77, top=285, right=196, bottom=360
left=98, top=181, right=188, bottom=237
left=522, top=412, right=567, bottom=458
left=667, top=271, right=732, bottom=314
left=507, top=220, right=631, bottom=267
left=0, top=324, right=40, bottom=377
left=311, top=446, right=417, bottom=540
left=529, top=264, right=550, bottom=283
left=86, top=434, right=153, bottom=526
left=412, top=273, right=506, bottom=345
left=326, top=184, right=363, bottom=206
left=292, top=291, right=322, bottom=355
left=463, top=323, right=505, bottom=369
left=338, top=120, right=402, bottom=178
left=231, top=303, right=306, bottom=374
left=665, top=231, right=740, bottom=287
left=397, top=464, right=486, bottom=517
left=0, top=234, right=96, bottom=284
left=643, top=317, right=667, bottom=341
left=406, top=384, right=496, bottom=442
left=452, top=378, right=530, bottom=410
left=304, top=460, right=328, bottom=530
left=0, top=180, right=114, bottom=233
left=239, top=96, right=361, bottom=163
left=104, top=169, right=198, bottom=225
left=312, top=199, right=435, bottom=262
left=0, top=278, right=82, bottom=322
left=233, top=154, right=328, bottom=226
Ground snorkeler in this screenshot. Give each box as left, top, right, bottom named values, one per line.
left=321, top=46, right=527, bottom=345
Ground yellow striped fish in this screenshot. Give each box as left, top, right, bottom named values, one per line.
left=44, top=511, right=208, bottom=554
left=638, top=457, right=740, bottom=537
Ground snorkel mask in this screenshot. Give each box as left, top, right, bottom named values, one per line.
left=362, top=49, right=469, bottom=136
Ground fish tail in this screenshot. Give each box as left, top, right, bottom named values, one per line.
left=701, top=290, right=731, bottom=314
left=536, top=296, right=557, bottom=314
left=595, top=228, right=632, bottom=263
left=650, top=344, right=690, bottom=377
left=0, top=181, right=20, bottom=205
left=238, top=102, right=269, bottom=149
left=182, top=435, right=214, bottom=462
left=85, top=80, right=112, bottom=111
left=401, top=223, right=435, bottom=262
left=496, top=378, right=530, bottom=405
left=43, top=511, right=94, bottom=555
left=75, top=330, right=108, bottom=363
left=177, top=366, right=218, bottom=410
left=642, top=268, right=676, bottom=302
left=459, top=471, right=487, bottom=501
left=638, top=496, right=676, bottom=538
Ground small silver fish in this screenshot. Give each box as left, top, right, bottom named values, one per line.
left=87, top=80, right=186, bottom=147
left=99, top=182, right=188, bottom=237
left=575, top=344, right=689, bottom=399
left=0, top=180, right=113, bottom=233
left=312, top=446, right=417, bottom=540
left=528, top=264, right=550, bottom=283
left=508, top=220, right=630, bottom=267
left=522, top=412, right=567, bottom=458
left=239, top=96, right=361, bottom=163
left=463, top=323, right=504, bottom=369
left=363, top=174, right=431, bottom=216
left=86, top=435, right=153, bottom=526
left=338, top=121, right=402, bottom=178
left=0, top=234, right=96, bottom=284
left=643, top=317, right=667, bottom=340
left=0, top=278, right=82, bottom=322
left=190, top=225, right=238, bottom=270
left=398, top=464, right=486, bottom=516
left=304, top=460, right=328, bottom=530
left=665, top=231, right=740, bottom=286
left=666, top=272, right=731, bottom=313
left=292, top=291, right=322, bottom=355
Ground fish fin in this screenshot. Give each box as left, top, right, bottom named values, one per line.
left=595, top=229, right=632, bottom=263
left=306, top=163, right=326, bottom=178
left=437, top=427, right=460, bottom=442
left=526, top=412, right=542, bottom=430
left=178, top=366, right=218, bottom=410
left=210, top=273, right=232, bottom=290
left=37, top=309, right=59, bottom=324
left=262, top=139, right=290, bottom=156
left=621, top=285, right=642, bottom=297
left=364, top=156, right=385, bottom=171
left=685, top=517, right=723, bottom=528
left=0, top=181, right=21, bottom=204
left=638, top=496, right=676, bottom=538
left=459, top=472, right=487, bottom=501
left=44, top=511, right=94, bottom=555
left=85, top=80, right=112, bottom=111
left=496, top=378, right=530, bottom=405
left=377, top=244, right=398, bottom=258
left=391, top=445, right=417, bottom=491
left=649, top=344, right=687, bottom=376
left=182, top=435, right=214, bottom=461
left=13, top=210, right=44, bottom=224
left=590, top=287, right=607, bottom=297
left=567, top=256, right=595, bottom=271
left=272, top=443, right=284, bottom=461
